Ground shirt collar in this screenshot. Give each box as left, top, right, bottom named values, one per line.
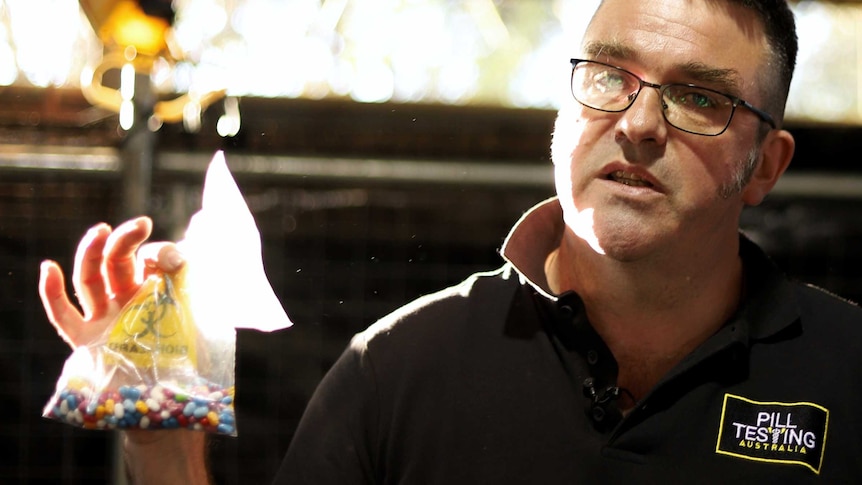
left=735, top=235, right=801, bottom=341
left=500, top=197, right=564, bottom=299
left=500, top=197, right=800, bottom=342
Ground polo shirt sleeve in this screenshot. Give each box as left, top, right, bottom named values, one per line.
left=272, top=334, right=380, bottom=484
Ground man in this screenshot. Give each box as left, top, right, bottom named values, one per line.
left=39, top=0, right=862, bottom=482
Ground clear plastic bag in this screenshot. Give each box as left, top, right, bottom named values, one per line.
left=43, top=267, right=238, bottom=434
left=42, top=151, right=291, bottom=436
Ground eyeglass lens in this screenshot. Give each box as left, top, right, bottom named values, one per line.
left=571, top=62, right=736, bottom=136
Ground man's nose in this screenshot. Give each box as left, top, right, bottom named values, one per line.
left=616, top=86, right=668, bottom=146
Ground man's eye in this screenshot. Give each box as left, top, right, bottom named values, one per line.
left=593, top=71, right=626, bottom=91
left=689, top=92, right=714, bottom=108
left=669, top=90, right=718, bottom=109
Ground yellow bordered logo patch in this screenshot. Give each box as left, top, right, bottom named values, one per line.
left=715, top=394, right=829, bottom=474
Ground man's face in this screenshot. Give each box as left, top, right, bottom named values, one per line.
left=551, top=0, right=772, bottom=261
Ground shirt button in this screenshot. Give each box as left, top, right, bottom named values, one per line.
left=587, top=350, right=599, bottom=365
left=559, top=305, right=574, bottom=318
left=591, top=406, right=606, bottom=422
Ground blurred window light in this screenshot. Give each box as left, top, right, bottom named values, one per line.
left=784, top=1, right=860, bottom=124
left=0, top=41, right=17, bottom=86
left=5, top=0, right=98, bottom=88
left=0, top=0, right=859, bottom=125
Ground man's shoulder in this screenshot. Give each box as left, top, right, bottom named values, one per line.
left=792, top=280, right=862, bottom=338
left=351, top=264, right=527, bottom=354
left=794, top=283, right=862, bottom=354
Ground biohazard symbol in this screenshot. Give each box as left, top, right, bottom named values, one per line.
left=769, top=427, right=788, bottom=444
left=124, top=277, right=179, bottom=339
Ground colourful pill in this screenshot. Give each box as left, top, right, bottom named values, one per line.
left=124, top=387, right=142, bottom=401
left=183, top=402, right=196, bottom=417
left=193, top=406, right=208, bottom=419
left=145, top=398, right=161, bottom=412
left=48, top=381, right=237, bottom=434
left=219, top=411, right=235, bottom=425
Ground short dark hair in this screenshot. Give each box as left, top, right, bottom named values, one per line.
left=729, top=0, right=797, bottom=125
left=593, top=0, right=798, bottom=126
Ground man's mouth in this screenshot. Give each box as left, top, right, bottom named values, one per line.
left=607, top=170, right=654, bottom=188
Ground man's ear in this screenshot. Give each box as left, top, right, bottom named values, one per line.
left=742, top=129, right=795, bottom=206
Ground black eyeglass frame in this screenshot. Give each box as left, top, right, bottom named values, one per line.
left=569, top=58, right=777, bottom=136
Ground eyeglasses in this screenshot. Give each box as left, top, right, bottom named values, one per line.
left=569, top=59, right=776, bottom=136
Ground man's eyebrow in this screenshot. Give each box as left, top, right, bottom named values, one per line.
left=677, top=62, right=742, bottom=94
left=582, top=41, right=743, bottom=94
left=583, top=40, right=634, bottom=60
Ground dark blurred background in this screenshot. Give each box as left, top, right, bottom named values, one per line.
left=1, top=0, right=862, bottom=483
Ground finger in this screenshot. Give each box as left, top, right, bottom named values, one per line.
left=71, top=223, right=112, bottom=320
left=103, top=217, right=153, bottom=302
left=137, top=242, right=185, bottom=280
left=39, top=260, right=86, bottom=348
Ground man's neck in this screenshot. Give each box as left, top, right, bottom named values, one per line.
left=546, top=231, right=743, bottom=403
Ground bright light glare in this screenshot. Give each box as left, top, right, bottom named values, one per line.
left=350, top=58, right=394, bottom=103
left=0, top=42, right=18, bottom=86
left=6, top=0, right=86, bottom=87
left=785, top=2, right=858, bottom=123
left=0, top=0, right=853, bottom=125
left=120, top=100, right=134, bottom=130
left=121, top=63, right=136, bottom=99
left=217, top=96, right=241, bottom=137
left=172, top=0, right=228, bottom=54
left=120, top=63, right=136, bottom=130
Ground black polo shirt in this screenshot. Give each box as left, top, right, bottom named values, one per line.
left=276, top=199, right=862, bottom=484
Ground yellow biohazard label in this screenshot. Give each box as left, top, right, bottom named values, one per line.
left=106, top=268, right=198, bottom=369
